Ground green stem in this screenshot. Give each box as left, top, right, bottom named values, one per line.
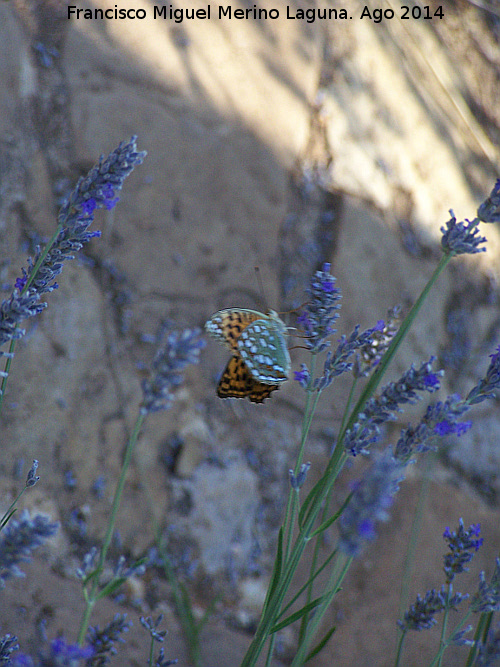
left=77, top=411, right=145, bottom=645
left=465, top=611, right=492, bottom=667
left=398, top=453, right=435, bottom=621
left=0, top=223, right=64, bottom=415
left=291, top=553, right=352, bottom=665
left=299, top=377, right=358, bottom=645
left=284, top=354, right=318, bottom=561
left=394, top=628, right=406, bottom=667
left=429, top=609, right=473, bottom=667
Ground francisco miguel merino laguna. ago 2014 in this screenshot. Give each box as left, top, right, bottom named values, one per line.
left=67, top=4, right=349, bottom=24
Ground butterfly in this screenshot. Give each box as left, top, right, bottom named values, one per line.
left=205, top=309, right=291, bottom=403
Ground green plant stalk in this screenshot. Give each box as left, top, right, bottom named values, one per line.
left=394, top=628, right=406, bottom=667
left=0, top=485, right=29, bottom=530
left=134, top=427, right=204, bottom=667
left=299, top=376, right=359, bottom=645
left=465, top=611, right=492, bottom=667
left=241, top=440, right=348, bottom=666
left=428, top=609, right=473, bottom=667
left=153, top=519, right=202, bottom=666
left=283, top=355, right=320, bottom=561
left=291, top=552, right=352, bottom=666
left=277, top=546, right=338, bottom=623
left=397, top=449, right=435, bottom=657
left=286, top=390, right=321, bottom=555
left=282, top=357, right=315, bottom=561
left=0, top=223, right=64, bottom=415
left=77, top=410, right=145, bottom=645
left=437, top=584, right=453, bottom=667
left=264, top=634, right=277, bottom=667
left=148, top=636, right=155, bottom=667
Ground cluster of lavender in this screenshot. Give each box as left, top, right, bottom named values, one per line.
left=294, top=180, right=500, bottom=561
left=0, top=137, right=146, bottom=361
left=398, top=519, right=500, bottom=660
left=0, top=138, right=198, bottom=666
left=140, top=328, right=205, bottom=414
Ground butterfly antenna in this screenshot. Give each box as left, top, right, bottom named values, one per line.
left=254, top=266, right=268, bottom=311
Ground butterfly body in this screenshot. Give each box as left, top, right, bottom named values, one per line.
left=205, top=308, right=290, bottom=402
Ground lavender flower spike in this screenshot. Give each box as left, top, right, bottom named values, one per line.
left=0, top=137, right=146, bottom=357
left=443, top=518, right=483, bottom=584
left=477, top=179, right=500, bottom=224
left=25, top=459, right=40, bottom=488
left=86, top=614, right=130, bottom=664
left=398, top=585, right=468, bottom=632
left=297, top=263, right=341, bottom=353
left=338, top=448, right=404, bottom=556
left=0, top=510, right=59, bottom=588
left=467, top=344, right=500, bottom=405
left=141, top=328, right=205, bottom=413
left=440, top=211, right=486, bottom=255
left=398, top=587, right=447, bottom=631
left=471, top=557, right=500, bottom=613
left=21, top=136, right=146, bottom=299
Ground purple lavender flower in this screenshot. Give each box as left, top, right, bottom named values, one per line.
left=345, top=357, right=442, bottom=457
left=0, top=137, right=146, bottom=356
left=289, top=462, right=311, bottom=490
left=467, top=344, right=500, bottom=405
left=0, top=290, right=46, bottom=349
left=443, top=519, right=483, bottom=583
left=25, top=459, right=40, bottom=488
left=140, top=615, right=166, bottom=642
left=397, top=586, right=467, bottom=632
left=353, top=306, right=401, bottom=378
left=299, top=324, right=379, bottom=392
left=338, top=448, right=404, bottom=556
left=297, top=263, right=341, bottom=353
left=478, top=179, right=500, bottom=224
left=76, top=547, right=99, bottom=581
left=398, top=588, right=447, bottom=631
left=86, top=613, right=130, bottom=665
left=140, top=328, right=205, bottom=414
left=0, top=511, right=59, bottom=588
left=394, top=394, right=470, bottom=463
left=0, top=633, right=20, bottom=661
left=40, top=637, right=93, bottom=665
left=154, top=648, right=178, bottom=667
left=440, top=211, right=486, bottom=255
left=471, top=557, right=500, bottom=613
left=363, top=357, right=442, bottom=423
left=10, top=653, right=34, bottom=667
left=294, top=365, right=310, bottom=389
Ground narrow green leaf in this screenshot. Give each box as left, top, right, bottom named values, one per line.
left=279, top=548, right=338, bottom=620
left=298, top=477, right=325, bottom=528
left=309, top=491, right=353, bottom=539
left=262, top=526, right=283, bottom=615
left=270, top=597, right=323, bottom=633
left=96, top=576, right=126, bottom=600
left=305, top=625, right=336, bottom=662
left=179, top=580, right=196, bottom=631
left=0, top=508, right=17, bottom=530
left=198, top=593, right=220, bottom=632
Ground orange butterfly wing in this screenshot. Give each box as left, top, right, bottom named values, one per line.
left=217, top=356, right=280, bottom=404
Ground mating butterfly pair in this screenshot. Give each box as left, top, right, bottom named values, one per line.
left=205, top=309, right=291, bottom=403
